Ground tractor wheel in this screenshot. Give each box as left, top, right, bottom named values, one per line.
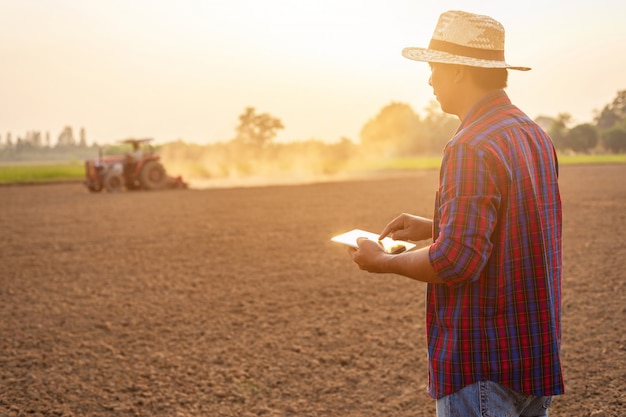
left=139, top=160, right=168, bottom=190
left=104, top=172, right=124, bottom=193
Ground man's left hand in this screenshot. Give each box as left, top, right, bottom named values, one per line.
left=349, top=237, right=389, bottom=273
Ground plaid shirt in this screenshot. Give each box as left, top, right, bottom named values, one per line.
left=427, top=90, right=564, bottom=399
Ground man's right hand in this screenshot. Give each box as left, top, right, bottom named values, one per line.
left=379, top=213, right=433, bottom=242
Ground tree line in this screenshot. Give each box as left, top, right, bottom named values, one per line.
left=357, top=89, right=626, bottom=156
left=542, top=90, right=626, bottom=153
left=0, top=126, right=95, bottom=161
left=2, top=90, right=625, bottom=168
left=159, top=90, right=626, bottom=180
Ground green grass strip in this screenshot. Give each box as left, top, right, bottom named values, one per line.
left=1, top=154, right=625, bottom=184
left=558, top=154, right=626, bottom=165
left=0, top=162, right=84, bottom=184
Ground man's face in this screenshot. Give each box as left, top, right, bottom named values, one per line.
left=428, top=62, right=458, bottom=116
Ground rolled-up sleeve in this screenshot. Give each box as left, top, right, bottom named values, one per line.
left=429, top=143, right=501, bottom=286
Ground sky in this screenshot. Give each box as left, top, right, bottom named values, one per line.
left=1, top=0, right=625, bottom=146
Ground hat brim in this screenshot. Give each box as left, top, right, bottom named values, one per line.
left=402, top=47, right=531, bottom=71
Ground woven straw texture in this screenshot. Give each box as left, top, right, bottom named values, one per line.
left=402, top=10, right=530, bottom=71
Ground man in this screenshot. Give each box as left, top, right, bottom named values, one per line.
left=125, top=141, right=144, bottom=163
left=349, top=10, right=564, bottom=416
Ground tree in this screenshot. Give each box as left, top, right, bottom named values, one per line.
left=79, top=128, right=87, bottom=148
left=233, top=107, right=284, bottom=148
left=56, top=126, right=75, bottom=147
left=419, top=100, right=459, bottom=153
left=565, top=123, right=598, bottom=153
left=595, top=90, right=626, bottom=130
left=534, top=116, right=555, bottom=133
left=27, top=131, right=42, bottom=148
left=359, top=102, right=421, bottom=156
left=548, top=113, right=572, bottom=151
left=601, top=126, right=626, bottom=153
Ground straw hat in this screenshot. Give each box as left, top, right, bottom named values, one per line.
left=402, top=10, right=531, bottom=71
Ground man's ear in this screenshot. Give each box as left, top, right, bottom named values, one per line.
left=453, top=64, right=466, bottom=84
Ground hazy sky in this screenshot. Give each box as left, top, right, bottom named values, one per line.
left=1, top=0, right=625, bottom=145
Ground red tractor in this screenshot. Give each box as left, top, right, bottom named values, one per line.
left=84, top=139, right=187, bottom=192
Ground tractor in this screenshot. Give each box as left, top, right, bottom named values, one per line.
left=84, top=138, right=187, bottom=192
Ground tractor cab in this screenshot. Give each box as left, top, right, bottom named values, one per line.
left=120, top=138, right=157, bottom=187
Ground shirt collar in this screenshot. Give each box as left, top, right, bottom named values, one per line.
left=458, top=89, right=511, bottom=131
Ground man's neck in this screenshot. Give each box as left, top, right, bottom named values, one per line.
left=457, top=87, right=501, bottom=121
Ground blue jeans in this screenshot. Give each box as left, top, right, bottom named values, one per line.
left=436, top=380, right=552, bottom=417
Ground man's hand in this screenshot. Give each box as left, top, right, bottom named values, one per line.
left=349, top=237, right=390, bottom=273
left=379, top=213, right=433, bottom=242
left=349, top=235, right=444, bottom=283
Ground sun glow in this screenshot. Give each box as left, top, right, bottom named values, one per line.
left=1, top=0, right=624, bottom=146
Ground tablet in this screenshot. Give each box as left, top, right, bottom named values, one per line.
left=331, top=229, right=416, bottom=254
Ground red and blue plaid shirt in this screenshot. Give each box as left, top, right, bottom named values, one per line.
left=427, top=90, right=564, bottom=399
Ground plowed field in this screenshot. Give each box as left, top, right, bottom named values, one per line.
left=1, top=164, right=624, bottom=416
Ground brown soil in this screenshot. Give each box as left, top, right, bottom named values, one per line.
left=1, top=164, right=624, bottom=417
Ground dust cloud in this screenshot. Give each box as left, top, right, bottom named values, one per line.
left=159, top=139, right=363, bottom=189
